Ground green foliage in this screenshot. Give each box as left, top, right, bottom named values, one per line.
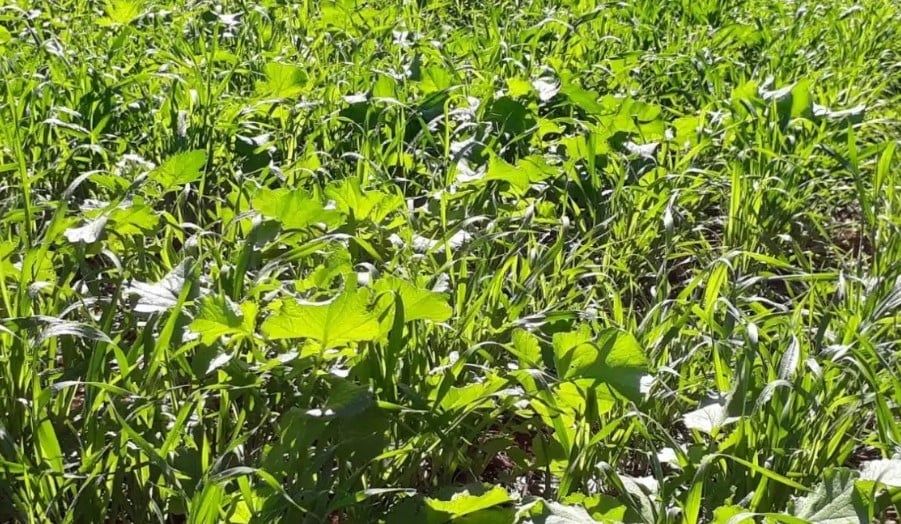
left=1, top=0, right=900, bottom=521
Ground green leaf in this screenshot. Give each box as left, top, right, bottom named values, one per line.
left=261, top=288, right=380, bottom=347
left=36, top=419, right=63, bottom=473
left=553, top=326, right=648, bottom=402
left=713, top=505, right=754, bottom=524
left=256, top=62, right=308, bottom=98
left=325, top=179, right=402, bottom=223
left=305, top=378, right=373, bottom=420
left=467, top=155, right=556, bottom=192
left=424, top=484, right=512, bottom=523
left=252, top=187, right=342, bottom=230
left=565, top=492, right=640, bottom=522
left=102, top=0, right=145, bottom=25
left=439, top=375, right=506, bottom=412
left=510, top=329, right=543, bottom=368
left=107, top=200, right=159, bottom=236
left=520, top=499, right=597, bottom=523
left=484, top=96, right=534, bottom=139
left=374, top=275, right=452, bottom=323
left=150, top=150, right=207, bottom=190
left=189, top=295, right=255, bottom=345
left=791, top=469, right=868, bottom=524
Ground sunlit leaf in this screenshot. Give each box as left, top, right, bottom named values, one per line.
left=63, top=215, right=108, bottom=244
left=261, top=288, right=380, bottom=347
left=553, top=326, right=648, bottom=402
left=375, top=275, right=452, bottom=323
left=126, top=259, right=193, bottom=313
left=189, top=295, right=255, bottom=345
left=424, top=484, right=512, bottom=523
left=256, top=62, right=308, bottom=98
left=252, top=187, right=342, bottom=230
left=150, top=150, right=207, bottom=190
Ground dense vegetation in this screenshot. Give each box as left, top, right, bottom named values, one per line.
left=1, top=0, right=900, bottom=521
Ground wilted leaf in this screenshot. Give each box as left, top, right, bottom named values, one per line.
left=261, top=288, right=380, bottom=347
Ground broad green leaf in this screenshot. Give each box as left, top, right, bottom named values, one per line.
left=296, top=248, right=352, bottom=291
left=252, top=187, right=342, bottom=230
left=424, top=484, right=511, bottom=523
left=564, top=492, right=641, bottom=522
left=107, top=200, right=159, bottom=236
left=510, top=329, right=543, bottom=368
left=439, top=376, right=505, bottom=412
left=553, top=326, right=648, bottom=402
left=102, top=0, right=145, bottom=25
left=506, top=77, right=534, bottom=98
left=261, top=288, right=380, bottom=347
left=256, top=62, right=308, bottom=98
left=683, top=395, right=738, bottom=435
left=520, top=499, right=597, bottom=523
left=325, top=179, right=402, bottom=223
left=374, top=275, right=452, bottom=323
left=791, top=469, right=868, bottom=524
left=484, top=96, right=534, bottom=139
left=560, top=81, right=606, bottom=115
left=467, top=155, right=556, bottom=192
left=150, top=150, right=207, bottom=190
left=189, top=295, right=255, bottom=345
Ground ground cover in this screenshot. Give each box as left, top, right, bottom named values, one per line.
left=1, top=0, right=900, bottom=521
